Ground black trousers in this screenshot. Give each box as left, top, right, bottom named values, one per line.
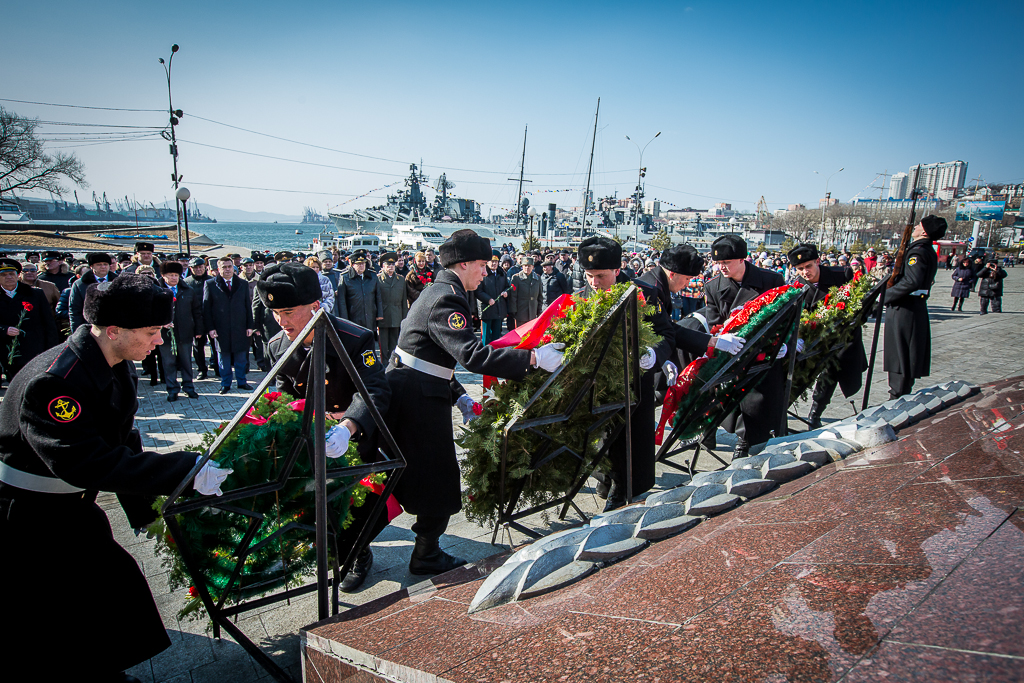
left=411, top=514, right=450, bottom=542
left=888, top=371, right=914, bottom=399
left=810, top=374, right=839, bottom=416
left=980, top=297, right=1001, bottom=313
left=193, top=334, right=218, bottom=373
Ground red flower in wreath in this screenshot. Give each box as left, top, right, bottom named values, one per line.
left=836, top=302, right=846, bottom=310
left=472, top=402, right=483, bottom=416
left=264, top=391, right=282, bottom=402
left=188, top=586, right=199, bottom=598
left=21, top=302, right=33, bottom=312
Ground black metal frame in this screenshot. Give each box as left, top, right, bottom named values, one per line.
left=655, top=292, right=806, bottom=476
left=489, top=286, right=642, bottom=544
left=160, top=309, right=406, bottom=683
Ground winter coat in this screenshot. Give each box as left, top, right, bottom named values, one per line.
left=316, top=272, right=335, bottom=313
left=377, top=271, right=408, bottom=328
left=474, top=267, right=509, bottom=321
left=160, top=279, right=204, bottom=341
left=539, top=270, right=571, bottom=308
left=0, top=282, right=60, bottom=375
left=405, top=265, right=434, bottom=304
left=950, top=265, right=975, bottom=298
left=202, top=275, right=254, bottom=354
left=508, top=271, right=542, bottom=323
left=335, top=270, right=383, bottom=331
left=978, top=265, right=1006, bottom=298
left=884, top=238, right=938, bottom=379
left=68, top=270, right=115, bottom=331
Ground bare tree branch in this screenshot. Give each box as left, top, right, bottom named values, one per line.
left=0, top=107, right=87, bottom=198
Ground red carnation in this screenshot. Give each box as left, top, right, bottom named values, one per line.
left=188, top=586, right=198, bottom=598
left=264, top=391, right=282, bottom=402
left=836, top=302, right=846, bottom=310
left=472, top=402, right=483, bottom=416
left=21, top=302, right=32, bottom=312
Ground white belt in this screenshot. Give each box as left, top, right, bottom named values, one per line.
left=0, top=461, right=85, bottom=494
left=910, top=289, right=929, bottom=297
left=395, top=348, right=454, bottom=380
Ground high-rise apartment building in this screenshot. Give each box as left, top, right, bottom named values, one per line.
left=889, top=172, right=909, bottom=200
left=911, top=161, right=968, bottom=200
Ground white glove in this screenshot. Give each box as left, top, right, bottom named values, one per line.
left=639, top=347, right=657, bottom=370
left=324, top=424, right=351, bottom=459
left=777, top=343, right=788, bottom=359
left=796, top=338, right=805, bottom=354
left=456, top=393, right=479, bottom=424
left=714, top=333, right=746, bottom=355
left=662, top=361, right=679, bottom=387
left=533, top=342, right=565, bottom=372
left=194, top=456, right=233, bottom=496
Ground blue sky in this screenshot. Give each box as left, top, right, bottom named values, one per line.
left=2, top=0, right=1021, bottom=216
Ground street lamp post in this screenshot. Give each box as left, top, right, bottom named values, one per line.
left=176, top=186, right=192, bottom=257
left=816, top=167, right=844, bottom=246
left=159, top=44, right=184, bottom=253
left=626, top=132, right=660, bottom=246
left=527, top=206, right=537, bottom=250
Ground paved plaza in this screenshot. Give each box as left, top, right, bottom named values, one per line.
left=24, top=267, right=1022, bottom=682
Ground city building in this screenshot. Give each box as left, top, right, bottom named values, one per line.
left=643, top=200, right=660, bottom=218
left=889, top=172, right=909, bottom=200
left=913, top=161, right=968, bottom=201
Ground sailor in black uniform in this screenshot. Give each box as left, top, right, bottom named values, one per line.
left=787, top=244, right=868, bottom=428
left=703, top=235, right=786, bottom=458
left=384, top=229, right=564, bottom=574
left=0, top=274, right=231, bottom=682
left=257, top=262, right=392, bottom=592
left=884, top=215, right=945, bottom=398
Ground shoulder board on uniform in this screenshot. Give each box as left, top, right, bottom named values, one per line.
left=44, top=344, right=79, bottom=380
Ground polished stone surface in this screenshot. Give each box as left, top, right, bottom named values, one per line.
left=303, top=377, right=1024, bottom=682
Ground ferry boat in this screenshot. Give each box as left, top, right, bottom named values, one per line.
left=0, top=200, right=30, bottom=223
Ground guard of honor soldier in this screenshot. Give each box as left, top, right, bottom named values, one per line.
left=0, top=274, right=230, bottom=682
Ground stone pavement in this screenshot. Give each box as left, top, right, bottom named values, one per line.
left=59, top=267, right=1024, bottom=681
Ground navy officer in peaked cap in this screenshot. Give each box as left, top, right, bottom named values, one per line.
left=257, top=262, right=392, bottom=592
left=384, top=229, right=564, bottom=574
left=0, top=274, right=231, bottom=682
left=884, top=215, right=945, bottom=398
left=703, top=234, right=786, bottom=459
left=788, top=244, right=868, bottom=428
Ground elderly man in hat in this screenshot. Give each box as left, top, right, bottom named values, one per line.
left=158, top=260, right=203, bottom=402
left=376, top=252, right=408, bottom=362
left=539, top=257, right=571, bottom=308
left=124, top=242, right=157, bottom=274
left=68, top=252, right=114, bottom=332
left=185, top=257, right=217, bottom=379
left=788, top=244, right=868, bottom=428
left=0, top=258, right=60, bottom=382
left=203, top=256, right=255, bottom=394
left=256, top=262, right=392, bottom=591
left=384, top=229, right=564, bottom=574
left=703, top=234, right=787, bottom=459
left=508, top=257, right=542, bottom=327
left=335, top=249, right=383, bottom=331
left=39, top=251, right=73, bottom=292
left=0, top=273, right=230, bottom=681
left=884, top=215, right=946, bottom=398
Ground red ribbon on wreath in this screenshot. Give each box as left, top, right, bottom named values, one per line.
left=655, top=354, right=711, bottom=445
left=481, top=294, right=575, bottom=389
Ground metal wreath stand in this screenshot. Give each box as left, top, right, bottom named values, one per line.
left=490, top=285, right=642, bottom=545
left=656, top=289, right=809, bottom=476
left=161, top=308, right=406, bottom=683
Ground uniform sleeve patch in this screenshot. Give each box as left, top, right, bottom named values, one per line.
left=448, top=312, right=467, bottom=330
left=908, top=256, right=918, bottom=266
left=361, top=350, right=377, bottom=367
left=48, top=396, right=81, bottom=423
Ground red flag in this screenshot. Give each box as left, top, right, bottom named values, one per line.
left=483, top=294, right=575, bottom=388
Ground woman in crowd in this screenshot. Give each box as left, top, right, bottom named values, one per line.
left=950, top=257, right=975, bottom=312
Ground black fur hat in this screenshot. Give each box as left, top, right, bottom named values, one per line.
left=134, top=242, right=155, bottom=253
left=84, top=273, right=174, bottom=328
left=160, top=261, right=184, bottom=276
left=921, top=215, right=948, bottom=240
left=660, top=244, right=704, bottom=276
left=578, top=236, right=621, bottom=270
left=439, top=229, right=491, bottom=267
left=87, top=252, right=112, bottom=266
left=787, top=244, right=820, bottom=266
left=256, top=262, right=321, bottom=309
left=711, top=235, right=748, bottom=261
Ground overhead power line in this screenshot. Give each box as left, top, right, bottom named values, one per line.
left=188, top=181, right=386, bottom=198
left=0, top=97, right=163, bottom=112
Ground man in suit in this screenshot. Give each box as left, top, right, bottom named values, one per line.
left=203, top=256, right=255, bottom=394
left=335, top=250, right=383, bottom=331
left=788, top=244, right=868, bottom=428
left=539, top=258, right=571, bottom=308
left=703, top=235, right=787, bottom=458
left=508, top=257, right=542, bottom=327
left=158, top=261, right=203, bottom=402
left=123, top=242, right=158, bottom=275
left=376, top=252, right=408, bottom=362
left=0, top=258, right=60, bottom=382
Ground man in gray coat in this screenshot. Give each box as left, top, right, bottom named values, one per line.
left=508, top=257, right=542, bottom=327
left=203, top=256, right=255, bottom=394
left=376, top=252, right=408, bottom=362
left=335, top=249, right=383, bottom=331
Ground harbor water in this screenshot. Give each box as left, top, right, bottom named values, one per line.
left=195, top=222, right=331, bottom=252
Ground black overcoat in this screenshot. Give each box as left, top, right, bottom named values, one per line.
left=800, top=266, right=868, bottom=398
left=884, top=238, right=938, bottom=379
left=475, top=267, right=509, bottom=321
left=0, top=282, right=60, bottom=375
left=0, top=327, right=196, bottom=675
left=540, top=270, right=571, bottom=307
left=384, top=269, right=532, bottom=516
left=202, top=275, right=254, bottom=354
left=163, top=279, right=204, bottom=341
left=703, top=263, right=787, bottom=444
left=978, top=265, right=1006, bottom=298
left=68, top=270, right=113, bottom=331
left=950, top=265, right=975, bottom=298
left=377, top=272, right=408, bottom=328
left=335, top=270, right=383, bottom=331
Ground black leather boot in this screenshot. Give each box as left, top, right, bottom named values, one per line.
left=603, top=477, right=628, bottom=512
left=408, top=536, right=467, bottom=576
left=340, top=547, right=373, bottom=593
left=732, top=438, right=749, bottom=461
left=806, top=402, right=823, bottom=430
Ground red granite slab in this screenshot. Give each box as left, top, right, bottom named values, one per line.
left=843, top=641, right=1024, bottom=682
left=885, top=512, right=1024, bottom=657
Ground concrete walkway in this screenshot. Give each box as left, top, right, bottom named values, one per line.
left=93, top=266, right=1023, bottom=682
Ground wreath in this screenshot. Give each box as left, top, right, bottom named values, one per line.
left=149, top=390, right=384, bottom=619
left=459, top=283, right=658, bottom=525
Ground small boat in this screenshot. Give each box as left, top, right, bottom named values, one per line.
left=295, top=229, right=302, bottom=234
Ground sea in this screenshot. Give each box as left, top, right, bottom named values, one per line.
left=193, top=221, right=331, bottom=252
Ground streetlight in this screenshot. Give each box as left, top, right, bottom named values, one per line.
left=527, top=206, right=537, bottom=250
left=176, top=186, right=192, bottom=257
left=626, top=132, right=661, bottom=245
left=816, top=167, right=844, bottom=245
left=159, top=44, right=184, bottom=252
